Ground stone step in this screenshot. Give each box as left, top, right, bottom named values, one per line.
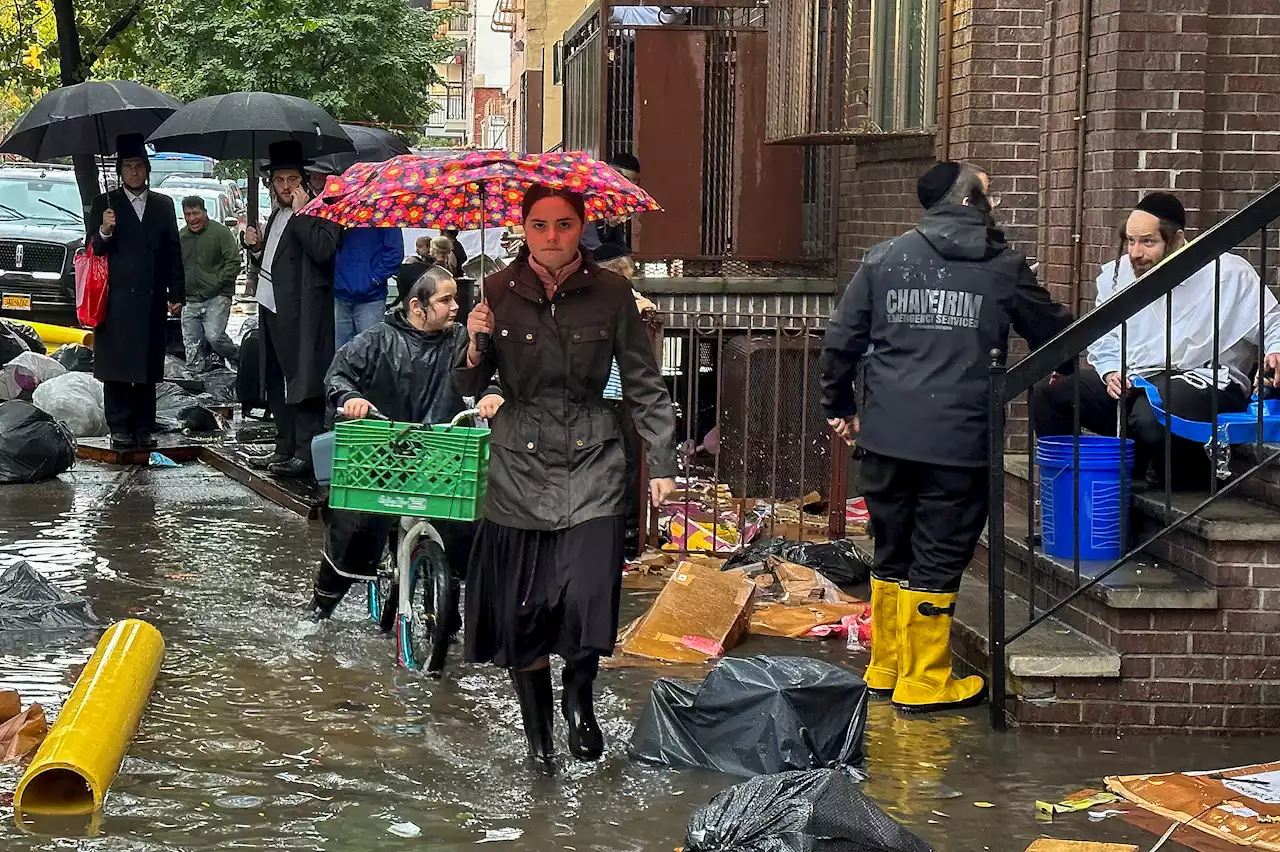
left=980, top=504, right=1219, bottom=611
left=1005, top=454, right=1280, bottom=544
left=847, top=539, right=1121, bottom=684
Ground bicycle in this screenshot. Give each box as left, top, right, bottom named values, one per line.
left=324, top=407, right=481, bottom=677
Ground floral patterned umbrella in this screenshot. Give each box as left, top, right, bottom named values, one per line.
left=297, top=149, right=661, bottom=230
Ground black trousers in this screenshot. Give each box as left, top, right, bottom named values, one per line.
left=103, top=381, right=157, bottom=437
left=860, top=451, right=989, bottom=593
left=1032, top=369, right=1248, bottom=490
left=261, top=313, right=326, bottom=464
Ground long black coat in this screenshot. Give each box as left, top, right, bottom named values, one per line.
left=248, top=210, right=342, bottom=404
left=86, top=189, right=184, bottom=384
left=455, top=251, right=677, bottom=531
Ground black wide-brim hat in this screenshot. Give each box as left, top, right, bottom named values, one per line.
left=259, top=139, right=313, bottom=174
left=115, top=133, right=149, bottom=163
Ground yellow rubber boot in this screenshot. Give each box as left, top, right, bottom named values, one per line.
left=863, top=577, right=901, bottom=695
left=892, top=588, right=986, bottom=713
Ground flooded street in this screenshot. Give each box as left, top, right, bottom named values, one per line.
left=0, top=462, right=1270, bottom=851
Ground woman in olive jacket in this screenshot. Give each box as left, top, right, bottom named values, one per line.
left=455, top=185, right=677, bottom=765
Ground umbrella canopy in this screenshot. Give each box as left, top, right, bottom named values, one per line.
left=146, top=92, right=354, bottom=161
left=299, top=149, right=660, bottom=230
left=309, top=124, right=411, bottom=175
left=0, top=81, right=183, bottom=161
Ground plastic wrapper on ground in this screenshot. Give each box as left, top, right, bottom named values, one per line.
left=0, top=353, right=67, bottom=401
left=684, top=769, right=932, bottom=852
left=628, top=655, right=869, bottom=777
left=32, top=372, right=107, bottom=438
left=0, top=560, right=101, bottom=630
left=616, top=562, right=755, bottom=664
left=0, top=402, right=76, bottom=484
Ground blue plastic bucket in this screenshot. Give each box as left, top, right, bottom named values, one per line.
left=1034, top=436, right=1135, bottom=561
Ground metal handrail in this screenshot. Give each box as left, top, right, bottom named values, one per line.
left=987, top=180, right=1280, bottom=731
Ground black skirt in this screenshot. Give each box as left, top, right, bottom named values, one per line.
left=464, top=515, right=625, bottom=670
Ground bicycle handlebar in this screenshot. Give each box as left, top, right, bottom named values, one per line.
left=334, top=407, right=480, bottom=428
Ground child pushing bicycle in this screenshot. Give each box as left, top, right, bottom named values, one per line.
left=307, top=265, right=503, bottom=627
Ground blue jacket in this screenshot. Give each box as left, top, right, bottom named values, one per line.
left=334, top=228, right=403, bottom=304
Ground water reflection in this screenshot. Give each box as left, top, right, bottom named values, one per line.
left=0, top=465, right=1268, bottom=851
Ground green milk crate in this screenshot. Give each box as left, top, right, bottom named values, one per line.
left=328, top=419, right=490, bottom=521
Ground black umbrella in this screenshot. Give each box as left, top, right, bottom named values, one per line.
left=309, top=124, right=412, bottom=175
left=0, top=80, right=183, bottom=161
left=146, top=92, right=355, bottom=160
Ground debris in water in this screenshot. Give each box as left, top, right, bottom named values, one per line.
left=389, top=822, right=421, bottom=838
left=974, top=802, right=995, bottom=809
left=215, top=795, right=266, bottom=809
left=1087, top=809, right=1128, bottom=822
left=149, top=452, right=179, bottom=467
left=479, top=828, right=523, bottom=843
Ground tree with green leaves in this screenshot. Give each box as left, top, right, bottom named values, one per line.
left=133, top=0, right=456, bottom=136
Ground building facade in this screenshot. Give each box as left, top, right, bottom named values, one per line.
left=419, top=0, right=470, bottom=142
left=466, top=0, right=512, bottom=146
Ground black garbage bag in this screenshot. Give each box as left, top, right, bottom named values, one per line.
left=0, top=322, right=30, bottom=365
left=50, top=343, right=95, bottom=373
left=1, top=320, right=45, bottom=355
left=724, top=538, right=868, bottom=588
left=685, top=769, right=934, bottom=852
left=197, top=367, right=238, bottom=406
left=0, top=401, right=75, bottom=484
left=0, top=560, right=101, bottom=631
left=155, top=381, right=220, bottom=434
left=628, top=655, right=869, bottom=777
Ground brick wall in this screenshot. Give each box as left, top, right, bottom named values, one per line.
left=471, top=87, right=504, bottom=146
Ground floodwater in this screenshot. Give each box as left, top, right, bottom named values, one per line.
left=0, top=462, right=1272, bottom=851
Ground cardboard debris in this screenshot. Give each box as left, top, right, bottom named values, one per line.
left=750, top=602, right=870, bottom=638
left=0, top=689, right=18, bottom=722
left=617, top=562, right=755, bottom=664
left=0, top=691, right=47, bottom=763
left=1108, top=762, right=1280, bottom=851
left=1025, top=841, right=1138, bottom=852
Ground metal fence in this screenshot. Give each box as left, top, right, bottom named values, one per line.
left=636, top=313, right=851, bottom=555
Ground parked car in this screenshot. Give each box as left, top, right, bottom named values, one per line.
left=0, top=163, right=84, bottom=326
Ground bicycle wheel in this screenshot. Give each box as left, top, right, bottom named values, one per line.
left=368, top=544, right=395, bottom=629
left=419, top=542, right=461, bottom=677
left=382, top=537, right=445, bottom=672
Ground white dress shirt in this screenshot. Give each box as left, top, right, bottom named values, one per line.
left=256, top=208, right=294, bottom=314
left=99, top=187, right=148, bottom=239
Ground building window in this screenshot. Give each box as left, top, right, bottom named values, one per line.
left=870, top=0, right=940, bottom=132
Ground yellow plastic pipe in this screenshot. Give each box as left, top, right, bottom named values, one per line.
left=14, top=619, right=164, bottom=815
left=7, top=319, right=94, bottom=348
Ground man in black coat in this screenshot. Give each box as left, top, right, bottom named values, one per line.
left=820, top=162, right=1074, bottom=715
left=244, top=140, right=342, bottom=478
left=86, top=133, right=184, bottom=449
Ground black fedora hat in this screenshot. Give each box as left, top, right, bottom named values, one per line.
left=259, top=139, right=312, bottom=174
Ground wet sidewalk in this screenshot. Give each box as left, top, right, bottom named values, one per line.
left=0, top=463, right=1267, bottom=850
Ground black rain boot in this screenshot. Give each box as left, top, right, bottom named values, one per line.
left=510, top=668, right=555, bottom=766
left=561, top=657, right=604, bottom=761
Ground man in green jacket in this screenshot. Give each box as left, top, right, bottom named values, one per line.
left=179, top=195, right=242, bottom=372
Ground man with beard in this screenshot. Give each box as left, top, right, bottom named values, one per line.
left=243, top=140, right=342, bottom=478
left=1033, top=192, right=1280, bottom=490
left=86, top=134, right=184, bottom=449
left=820, top=162, right=1073, bottom=714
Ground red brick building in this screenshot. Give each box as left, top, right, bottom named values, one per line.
left=471, top=87, right=505, bottom=147
left=766, top=0, right=1280, bottom=731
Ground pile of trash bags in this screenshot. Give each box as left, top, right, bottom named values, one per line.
left=0, top=352, right=65, bottom=402
left=629, top=656, right=869, bottom=777
left=50, top=343, right=93, bottom=373
left=0, top=320, right=44, bottom=359
left=0, top=402, right=76, bottom=483
left=684, top=769, right=933, bottom=852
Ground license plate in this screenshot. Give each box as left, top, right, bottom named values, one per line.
left=1, top=293, right=31, bottom=311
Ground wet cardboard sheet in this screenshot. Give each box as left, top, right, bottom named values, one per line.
left=1108, top=762, right=1280, bottom=850
left=616, top=562, right=755, bottom=664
